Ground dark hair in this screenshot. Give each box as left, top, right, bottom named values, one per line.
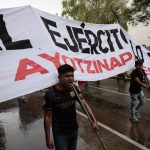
left=135, top=60, right=143, bottom=66
left=58, top=64, right=74, bottom=75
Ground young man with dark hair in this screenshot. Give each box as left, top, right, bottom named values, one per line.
left=129, top=60, right=150, bottom=122
left=43, top=64, right=99, bottom=150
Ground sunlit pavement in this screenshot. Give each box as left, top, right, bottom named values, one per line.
left=0, top=79, right=150, bottom=150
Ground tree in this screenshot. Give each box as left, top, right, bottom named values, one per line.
left=62, top=0, right=130, bottom=30
left=130, top=0, right=150, bottom=25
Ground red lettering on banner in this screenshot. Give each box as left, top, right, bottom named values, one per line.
left=15, top=51, right=133, bottom=81
left=120, top=52, right=132, bottom=65
left=143, top=66, right=147, bottom=74
left=83, top=60, right=96, bottom=74
left=110, top=57, right=123, bottom=70
left=38, top=52, right=61, bottom=69
left=93, top=61, right=99, bottom=73
left=148, top=68, right=150, bottom=75
left=15, top=58, right=49, bottom=81
left=96, top=59, right=110, bottom=73
left=74, top=58, right=84, bottom=73
left=62, top=55, right=77, bottom=70
left=148, top=68, right=150, bottom=73
left=143, top=66, right=150, bottom=75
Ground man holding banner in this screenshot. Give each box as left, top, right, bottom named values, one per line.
left=43, top=64, right=99, bottom=150
left=129, top=60, right=150, bottom=122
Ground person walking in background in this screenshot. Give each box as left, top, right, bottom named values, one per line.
left=129, top=60, right=150, bottom=122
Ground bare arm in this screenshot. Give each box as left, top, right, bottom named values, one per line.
left=82, top=99, right=97, bottom=123
left=44, top=111, right=51, bottom=141
left=44, top=110, right=54, bottom=149
left=134, top=77, right=149, bottom=88
left=145, top=76, right=150, bottom=85
left=75, top=86, right=99, bottom=131
left=81, top=98, right=99, bottom=132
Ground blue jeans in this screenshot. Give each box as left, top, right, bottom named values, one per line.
left=53, top=129, right=78, bottom=150
left=130, top=91, right=145, bottom=114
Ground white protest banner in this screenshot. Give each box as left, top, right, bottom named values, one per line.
left=0, top=6, right=150, bottom=102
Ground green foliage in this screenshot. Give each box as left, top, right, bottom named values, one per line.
left=130, top=0, right=150, bottom=25
left=62, top=0, right=130, bottom=30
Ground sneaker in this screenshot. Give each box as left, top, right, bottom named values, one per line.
left=130, top=113, right=139, bottom=122
left=135, top=112, right=140, bottom=120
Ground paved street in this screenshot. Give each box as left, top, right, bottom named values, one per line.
left=0, top=79, right=150, bottom=150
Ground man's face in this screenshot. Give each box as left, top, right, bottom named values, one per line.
left=136, top=64, right=143, bottom=70
left=59, top=72, right=74, bottom=89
